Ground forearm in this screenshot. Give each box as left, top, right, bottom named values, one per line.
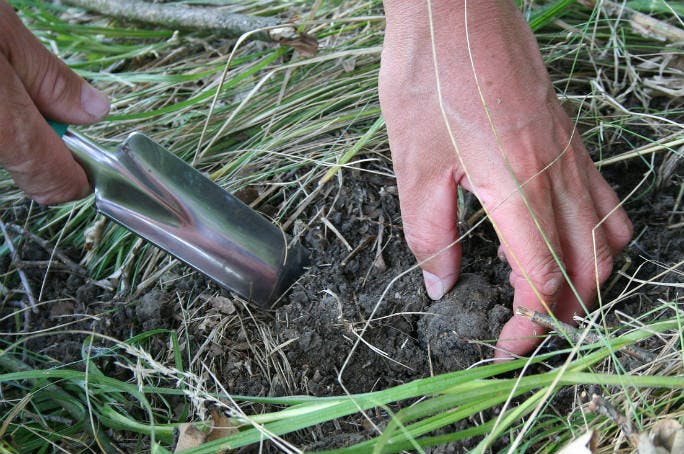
left=380, top=0, right=555, bottom=136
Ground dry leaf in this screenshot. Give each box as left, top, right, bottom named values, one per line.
left=653, top=419, right=684, bottom=453
left=341, top=57, right=356, bottom=72
left=174, top=423, right=207, bottom=452
left=173, top=411, right=238, bottom=453
left=558, top=431, right=596, bottom=454
left=372, top=254, right=387, bottom=272
left=84, top=216, right=107, bottom=251
left=197, top=294, right=237, bottom=331
left=206, top=409, right=239, bottom=453
left=268, top=25, right=298, bottom=41
left=276, top=33, right=318, bottom=57
left=656, top=145, right=683, bottom=188
left=638, top=432, right=664, bottom=454
left=637, top=419, right=684, bottom=454
left=268, top=15, right=318, bottom=57
left=209, top=295, right=236, bottom=315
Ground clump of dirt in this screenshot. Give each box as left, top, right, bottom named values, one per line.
left=418, top=273, right=510, bottom=370
left=135, top=289, right=173, bottom=331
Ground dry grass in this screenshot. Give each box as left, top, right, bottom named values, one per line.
left=0, top=0, right=682, bottom=453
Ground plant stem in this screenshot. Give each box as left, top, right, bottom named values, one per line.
left=0, top=220, right=37, bottom=314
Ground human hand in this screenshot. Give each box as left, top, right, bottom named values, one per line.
left=379, top=1, right=633, bottom=358
left=0, top=0, right=109, bottom=204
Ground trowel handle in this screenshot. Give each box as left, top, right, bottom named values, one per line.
left=48, top=120, right=69, bottom=137
left=48, top=120, right=114, bottom=181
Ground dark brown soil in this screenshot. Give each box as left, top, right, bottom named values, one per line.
left=272, top=174, right=514, bottom=396
left=1, top=140, right=682, bottom=452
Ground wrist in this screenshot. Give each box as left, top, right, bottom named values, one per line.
left=379, top=0, right=556, bottom=137
left=382, top=1, right=462, bottom=43
left=381, top=1, right=526, bottom=64
left=382, top=1, right=515, bottom=36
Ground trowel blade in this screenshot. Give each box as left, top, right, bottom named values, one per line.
left=63, top=130, right=307, bottom=306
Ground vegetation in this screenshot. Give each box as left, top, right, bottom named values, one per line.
left=0, top=0, right=682, bottom=452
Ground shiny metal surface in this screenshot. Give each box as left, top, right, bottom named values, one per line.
left=63, top=130, right=308, bottom=307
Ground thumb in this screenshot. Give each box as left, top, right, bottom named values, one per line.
left=397, top=171, right=462, bottom=300
left=1, top=1, right=109, bottom=124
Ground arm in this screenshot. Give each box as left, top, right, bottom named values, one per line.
left=379, top=0, right=632, bottom=357
left=0, top=0, right=109, bottom=204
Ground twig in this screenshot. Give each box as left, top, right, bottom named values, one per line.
left=584, top=393, right=638, bottom=446
left=0, top=220, right=37, bottom=313
left=668, top=182, right=684, bottom=226
left=578, top=0, right=684, bottom=44
left=320, top=216, right=352, bottom=252
left=595, top=134, right=684, bottom=167
left=117, top=237, right=145, bottom=297
left=373, top=214, right=387, bottom=272
left=516, top=307, right=656, bottom=363
left=63, top=0, right=289, bottom=41
left=281, top=183, right=330, bottom=231
left=133, top=257, right=177, bottom=299
left=6, top=224, right=86, bottom=276
left=340, top=235, right=374, bottom=268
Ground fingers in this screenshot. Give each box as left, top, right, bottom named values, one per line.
left=493, top=152, right=627, bottom=358
left=0, top=52, right=90, bottom=204
left=396, top=168, right=462, bottom=300
left=487, top=176, right=565, bottom=358
left=585, top=164, right=633, bottom=253
left=0, top=1, right=109, bottom=124
left=0, top=1, right=108, bottom=203
left=551, top=161, right=633, bottom=324
left=550, top=175, right=613, bottom=324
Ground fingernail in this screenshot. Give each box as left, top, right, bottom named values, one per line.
left=423, top=270, right=446, bottom=300
left=497, top=245, right=507, bottom=262
left=81, top=83, right=110, bottom=120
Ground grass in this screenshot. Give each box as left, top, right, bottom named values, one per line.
left=0, top=312, right=682, bottom=452
left=0, top=0, right=683, bottom=452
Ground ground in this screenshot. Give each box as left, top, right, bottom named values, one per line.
left=1, top=133, right=681, bottom=451
left=1, top=0, right=682, bottom=450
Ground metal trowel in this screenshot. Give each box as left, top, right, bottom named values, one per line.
left=51, top=122, right=309, bottom=308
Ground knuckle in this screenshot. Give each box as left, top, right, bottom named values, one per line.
left=521, top=253, right=565, bottom=299
left=27, top=177, right=81, bottom=205
left=0, top=120, right=30, bottom=170
left=403, top=220, right=458, bottom=261
left=404, top=231, right=437, bottom=260
left=31, top=191, right=67, bottom=205
left=31, top=191, right=58, bottom=205
left=34, top=57, right=69, bottom=104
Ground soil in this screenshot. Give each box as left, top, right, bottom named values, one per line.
left=1, top=141, right=682, bottom=452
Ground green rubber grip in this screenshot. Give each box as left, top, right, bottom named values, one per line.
left=47, top=120, right=69, bottom=137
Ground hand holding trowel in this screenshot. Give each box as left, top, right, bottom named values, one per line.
left=1, top=2, right=306, bottom=308
left=51, top=122, right=309, bottom=308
